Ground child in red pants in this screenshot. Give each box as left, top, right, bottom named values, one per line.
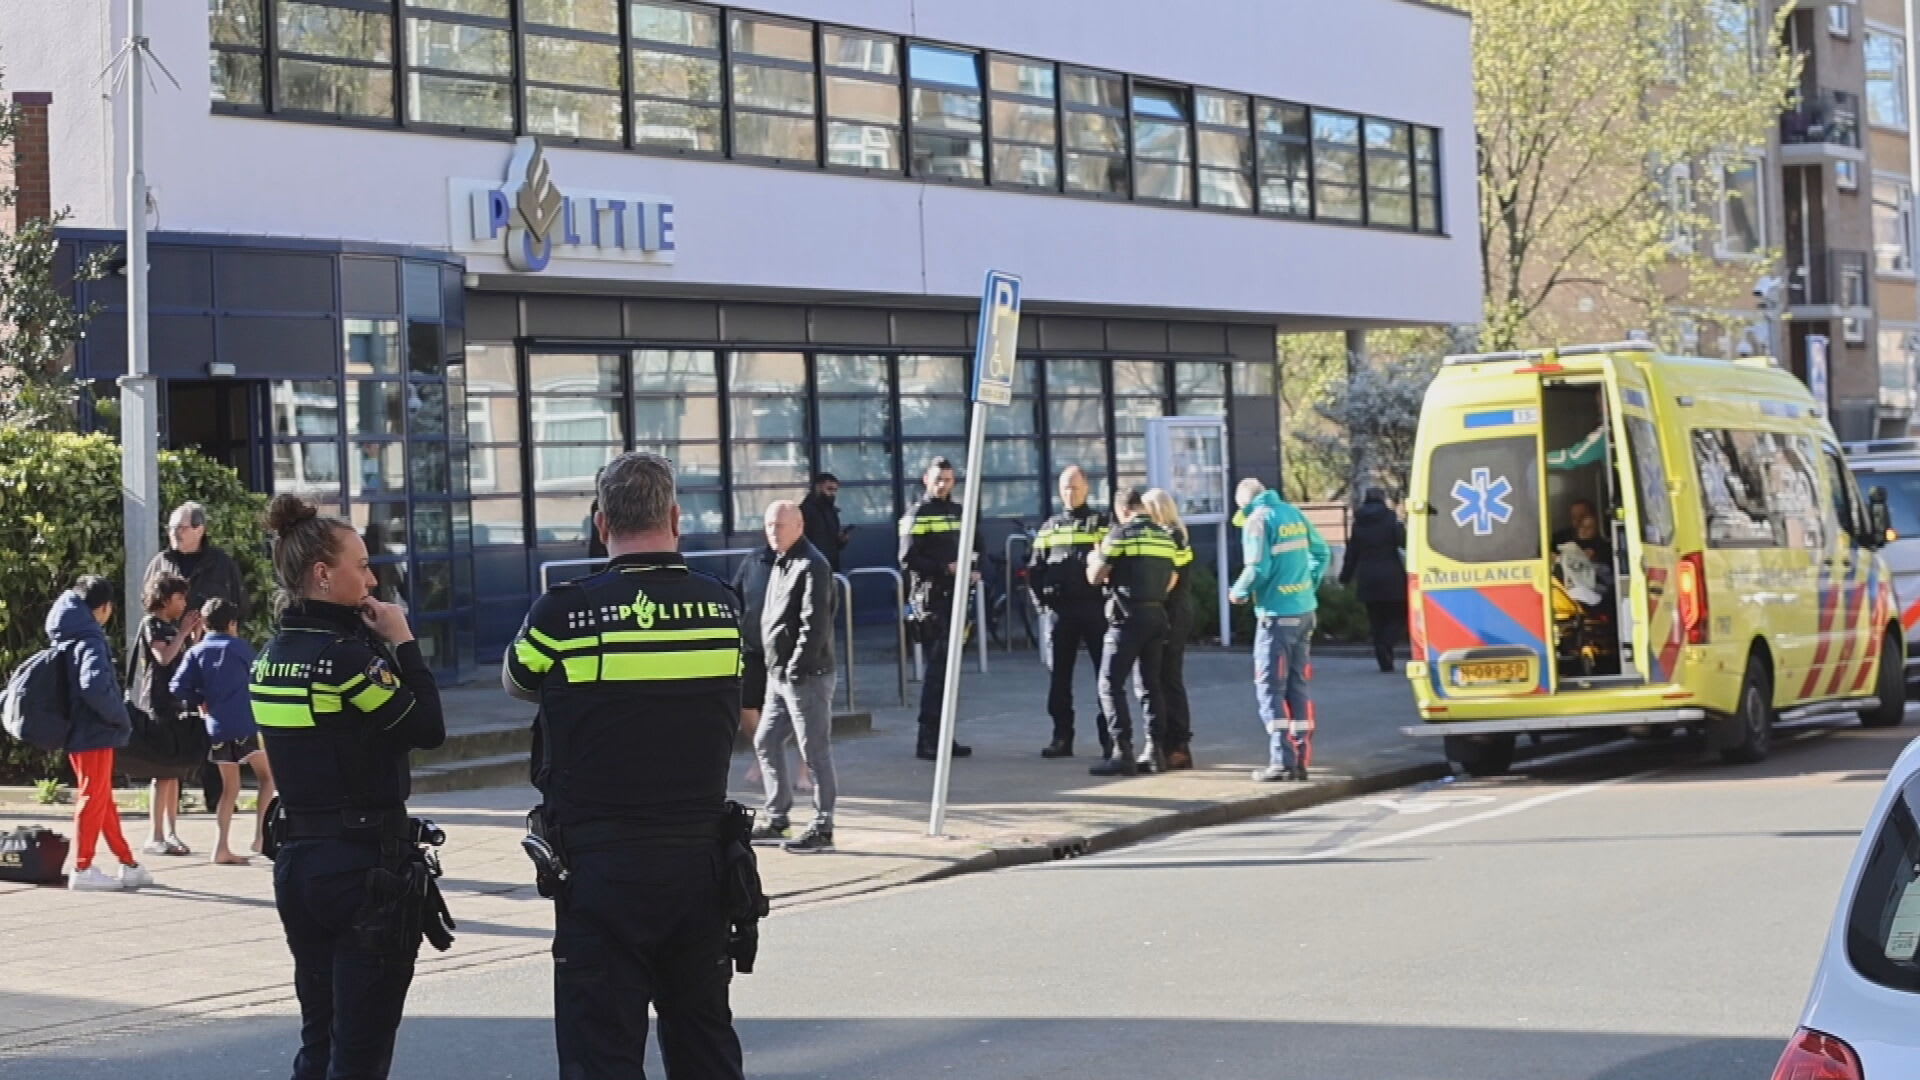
left=46, top=577, right=151, bottom=891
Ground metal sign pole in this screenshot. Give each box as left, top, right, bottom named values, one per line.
left=928, top=269, right=1021, bottom=838
left=120, top=0, right=160, bottom=648
left=1217, top=519, right=1231, bottom=645
left=927, top=400, right=989, bottom=837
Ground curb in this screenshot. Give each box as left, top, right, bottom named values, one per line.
left=908, top=761, right=1453, bottom=885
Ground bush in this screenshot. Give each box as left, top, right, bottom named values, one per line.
left=1313, top=583, right=1371, bottom=644
left=1184, top=560, right=1257, bottom=646
left=0, top=430, right=269, bottom=781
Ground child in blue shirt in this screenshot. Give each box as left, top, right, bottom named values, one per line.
left=171, top=599, right=274, bottom=865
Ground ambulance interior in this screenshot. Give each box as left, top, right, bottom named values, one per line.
left=1541, top=382, right=1626, bottom=679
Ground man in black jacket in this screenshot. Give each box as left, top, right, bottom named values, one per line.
left=799, top=472, right=851, bottom=572
left=900, top=457, right=979, bottom=761
left=750, top=501, right=839, bottom=854
left=144, top=500, right=249, bottom=816
left=1028, top=465, right=1112, bottom=760
left=1340, top=488, right=1408, bottom=674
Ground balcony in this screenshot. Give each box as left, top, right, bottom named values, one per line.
left=1780, top=89, right=1863, bottom=164
left=1787, top=247, right=1872, bottom=325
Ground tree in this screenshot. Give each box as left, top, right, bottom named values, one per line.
left=1293, top=328, right=1460, bottom=502
left=0, top=60, right=112, bottom=429
left=1277, top=333, right=1348, bottom=502
left=1440, top=0, right=1800, bottom=350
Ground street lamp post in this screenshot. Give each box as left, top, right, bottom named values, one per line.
left=119, top=0, right=159, bottom=645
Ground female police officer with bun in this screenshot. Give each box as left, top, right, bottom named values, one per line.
left=253, top=493, right=447, bottom=1080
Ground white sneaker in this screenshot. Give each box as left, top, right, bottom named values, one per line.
left=118, top=864, right=154, bottom=890
left=141, top=840, right=171, bottom=856
left=67, top=866, right=122, bottom=891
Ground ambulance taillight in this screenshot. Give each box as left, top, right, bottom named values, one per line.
left=1677, top=552, right=1709, bottom=645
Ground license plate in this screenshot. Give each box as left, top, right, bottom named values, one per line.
left=1456, top=660, right=1529, bottom=686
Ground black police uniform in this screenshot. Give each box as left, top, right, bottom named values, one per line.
left=507, top=551, right=746, bottom=1080
left=252, top=600, right=446, bottom=1080
left=1133, top=525, right=1196, bottom=762
left=900, top=493, right=980, bottom=756
left=1027, top=502, right=1112, bottom=756
left=1090, top=515, right=1179, bottom=775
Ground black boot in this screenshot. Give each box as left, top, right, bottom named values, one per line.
left=1090, top=747, right=1138, bottom=777
left=918, top=739, right=973, bottom=761
left=1041, top=739, right=1074, bottom=758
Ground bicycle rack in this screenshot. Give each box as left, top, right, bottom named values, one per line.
left=833, top=572, right=854, bottom=711
left=847, top=566, right=909, bottom=706
left=1003, top=531, right=1034, bottom=653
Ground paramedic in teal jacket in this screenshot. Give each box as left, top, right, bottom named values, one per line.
left=1229, top=479, right=1331, bottom=783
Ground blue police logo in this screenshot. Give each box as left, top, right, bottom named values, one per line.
left=367, top=658, right=399, bottom=690
left=1450, top=467, right=1515, bottom=537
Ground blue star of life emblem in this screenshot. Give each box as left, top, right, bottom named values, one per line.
left=1450, top=468, right=1514, bottom=537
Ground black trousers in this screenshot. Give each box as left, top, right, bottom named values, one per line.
left=274, top=838, right=418, bottom=1080
left=1100, top=606, right=1167, bottom=752
left=1134, top=598, right=1192, bottom=751
left=1365, top=601, right=1407, bottom=673
left=1044, top=603, right=1110, bottom=750
left=916, top=615, right=952, bottom=745
left=554, top=844, right=743, bottom=1080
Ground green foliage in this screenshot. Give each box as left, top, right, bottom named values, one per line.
left=0, top=62, right=114, bottom=429
left=1440, top=0, right=1800, bottom=349
left=0, top=431, right=270, bottom=755
left=1313, top=583, right=1371, bottom=645
left=1183, top=560, right=1256, bottom=646
left=31, top=777, right=61, bottom=805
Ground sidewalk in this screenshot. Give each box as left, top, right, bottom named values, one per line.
left=0, top=646, right=1439, bottom=1054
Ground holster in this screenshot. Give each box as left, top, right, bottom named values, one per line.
left=352, top=820, right=457, bottom=955
left=522, top=804, right=570, bottom=900
left=260, top=796, right=286, bottom=859
left=718, top=800, right=770, bottom=974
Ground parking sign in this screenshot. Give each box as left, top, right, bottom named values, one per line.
left=971, top=270, right=1022, bottom=407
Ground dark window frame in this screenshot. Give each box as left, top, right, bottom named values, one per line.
left=400, top=2, right=517, bottom=136
left=519, top=3, right=627, bottom=149
left=1255, top=97, right=1314, bottom=220
left=986, top=51, right=1061, bottom=193
left=1311, top=107, right=1366, bottom=225
left=726, top=9, right=821, bottom=167
left=906, top=40, right=988, bottom=186
left=1363, top=116, right=1416, bottom=232
left=1060, top=64, right=1130, bottom=202
left=819, top=25, right=906, bottom=178
left=1127, top=77, right=1195, bottom=208
left=626, top=0, right=728, bottom=159
left=1193, top=86, right=1254, bottom=215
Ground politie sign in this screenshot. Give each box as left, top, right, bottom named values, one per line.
left=449, top=138, right=676, bottom=272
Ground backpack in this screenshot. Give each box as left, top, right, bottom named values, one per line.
left=2, top=646, right=73, bottom=752
left=0, top=826, right=71, bottom=885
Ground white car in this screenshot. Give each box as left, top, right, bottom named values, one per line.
left=1846, top=440, right=1920, bottom=686
left=1775, top=734, right=1920, bottom=1078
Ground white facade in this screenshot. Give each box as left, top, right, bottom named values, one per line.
left=1, top=0, right=1479, bottom=327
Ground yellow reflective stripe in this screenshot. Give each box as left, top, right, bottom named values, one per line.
left=602, top=627, right=741, bottom=645
left=1173, top=547, right=1195, bottom=567
left=909, top=519, right=960, bottom=535
left=253, top=701, right=315, bottom=729
left=529, top=627, right=595, bottom=652
left=250, top=684, right=307, bottom=700
left=313, top=693, right=343, bottom=714
left=514, top=639, right=556, bottom=675
left=563, top=655, right=598, bottom=682
left=598, top=648, right=742, bottom=681
left=312, top=674, right=369, bottom=695
left=349, top=683, right=396, bottom=712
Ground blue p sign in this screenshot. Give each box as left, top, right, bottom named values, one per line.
left=972, top=271, right=1022, bottom=407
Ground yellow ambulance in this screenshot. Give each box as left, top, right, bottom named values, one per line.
left=1403, top=341, right=1906, bottom=775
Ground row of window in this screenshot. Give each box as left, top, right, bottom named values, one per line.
left=299, top=345, right=1269, bottom=547
left=208, top=0, right=1444, bottom=230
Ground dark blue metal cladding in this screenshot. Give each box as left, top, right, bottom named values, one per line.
left=59, top=230, right=475, bottom=680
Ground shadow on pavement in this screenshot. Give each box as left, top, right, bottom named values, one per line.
left=0, top=1006, right=1786, bottom=1080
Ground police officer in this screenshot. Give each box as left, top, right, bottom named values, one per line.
left=1085, top=487, right=1180, bottom=778
left=902, top=456, right=980, bottom=762
left=253, top=494, right=447, bottom=1080
left=1028, top=465, right=1112, bottom=760
left=503, top=452, right=747, bottom=1079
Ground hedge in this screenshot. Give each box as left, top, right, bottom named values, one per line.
left=0, top=429, right=270, bottom=782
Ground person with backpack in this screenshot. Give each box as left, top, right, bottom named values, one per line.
left=50, top=577, right=152, bottom=891
left=171, top=598, right=272, bottom=865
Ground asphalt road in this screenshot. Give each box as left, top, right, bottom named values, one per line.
left=8, top=721, right=1912, bottom=1080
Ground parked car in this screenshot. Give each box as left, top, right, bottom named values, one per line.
left=1845, top=438, right=1920, bottom=690
left=1773, top=734, right=1920, bottom=1079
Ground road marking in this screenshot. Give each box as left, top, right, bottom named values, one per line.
left=1070, top=765, right=1668, bottom=869
left=1363, top=793, right=1498, bottom=815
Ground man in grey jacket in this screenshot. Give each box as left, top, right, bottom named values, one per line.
left=750, top=500, right=840, bottom=854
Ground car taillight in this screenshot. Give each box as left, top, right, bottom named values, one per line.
left=1770, top=1028, right=1862, bottom=1080
left=1407, top=573, right=1427, bottom=662
left=1676, top=552, right=1708, bottom=645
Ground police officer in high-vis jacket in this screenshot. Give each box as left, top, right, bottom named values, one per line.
left=504, top=452, right=748, bottom=1080
left=901, top=456, right=981, bottom=762
left=253, top=494, right=447, bottom=1080
left=1027, top=465, right=1112, bottom=760
left=1085, top=487, right=1181, bottom=777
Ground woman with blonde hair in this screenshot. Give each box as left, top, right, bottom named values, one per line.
left=1139, top=488, right=1195, bottom=770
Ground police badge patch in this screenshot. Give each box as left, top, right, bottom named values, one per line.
left=367, top=658, right=400, bottom=690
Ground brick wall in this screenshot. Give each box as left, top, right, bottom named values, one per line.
left=5, top=91, right=52, bottom=229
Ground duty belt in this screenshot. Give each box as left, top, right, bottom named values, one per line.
left=563, top=816, right=726, bottom=851
left=283, top=805, right=410, bottom=842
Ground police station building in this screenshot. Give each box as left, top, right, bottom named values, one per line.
left=4, top=0, right=1479, bottom=675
